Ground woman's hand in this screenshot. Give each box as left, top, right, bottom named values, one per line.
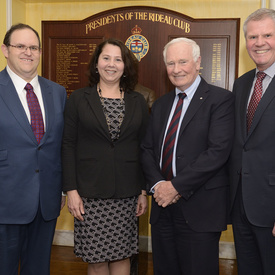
left=136, top=191, right=148, bottom=217
left=67, top=190, right=85, bottom=221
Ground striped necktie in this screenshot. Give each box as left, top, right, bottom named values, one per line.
left=162, top=92, right=186, bottom=180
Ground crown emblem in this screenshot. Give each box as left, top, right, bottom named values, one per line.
left=126, top=25, right=149, bottom=61
left=131, top=25, right=142, bottom=35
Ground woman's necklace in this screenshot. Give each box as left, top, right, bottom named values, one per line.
left=98, top=86, right=125, bottom=141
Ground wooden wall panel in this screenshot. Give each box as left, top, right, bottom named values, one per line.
left=42, top=6, right=239, bottom=98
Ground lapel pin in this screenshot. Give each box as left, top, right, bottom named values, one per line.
left=200, top=97, right=203, bottom=100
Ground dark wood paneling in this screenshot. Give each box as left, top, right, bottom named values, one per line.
left=42, top=6, right=240, bottom=98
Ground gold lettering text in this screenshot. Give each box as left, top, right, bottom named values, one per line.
left=125, top=12, right=134, bottom=20
left=173, top=18, right=191, bottom=32
left=85, top=12, right=191, bottom=34
left=134, top=12, right=148, bottom=20
left=85, top=13, right=124, bottom=33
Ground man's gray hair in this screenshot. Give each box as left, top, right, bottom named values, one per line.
left=243, top=8, right=275, bottom=37
left=163, top=37, right=200, bottom=64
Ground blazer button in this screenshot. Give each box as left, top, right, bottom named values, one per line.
left=110, top=143, right=115, bottom=148
left=35, top=169, right=39, bottom=173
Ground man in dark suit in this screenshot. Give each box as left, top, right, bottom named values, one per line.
left=0, top=24, right=67, bottom=275
left=140, top=37, right=234, bottom=275
left=230, top=8, right=275, bottom=275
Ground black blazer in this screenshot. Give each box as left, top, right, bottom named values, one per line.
left=62, top=85, right=149, bottom=199
left=141, top=77, right=235, bottom=232
left=230, top=69, right=275, bottom=227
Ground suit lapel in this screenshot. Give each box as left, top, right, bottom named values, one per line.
left=84, top=86, right=111, bottom=140
left=159, top=91, right=176, bottom=149
left=247, top=76, right=275, bottom=138
left=0, top=70, right=36, bottom=143
left=120, top=91, right=135, bottom=136
left=39, top=76, right=54, bottom=145
left=178, top=78, right=209, bottom=136
left=239, top=74, right=254, bottom=141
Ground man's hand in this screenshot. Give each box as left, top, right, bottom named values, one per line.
left=169, top=193, right=182, bottom=205
left=154, top=181, right=179, bottom=207
left=272, top=223, right=275, bottom=237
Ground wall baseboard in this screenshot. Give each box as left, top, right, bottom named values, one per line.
left=53, top=229, right=74, bottom=247
left=53, top=230, right=236, bottom=259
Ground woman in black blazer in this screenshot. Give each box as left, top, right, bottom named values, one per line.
left=62, top=38, right=148, bottom=275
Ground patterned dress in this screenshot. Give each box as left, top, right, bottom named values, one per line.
left=74, top=97, right=139, bottom=263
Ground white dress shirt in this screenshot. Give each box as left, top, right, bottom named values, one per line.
left=6, top=65, right=46, bottom=130
left=247, top=62, right=275, bottom=109
left=150, top=75, right=201, bottom=192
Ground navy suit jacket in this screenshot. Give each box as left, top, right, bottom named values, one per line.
left=141, top=77, right=235, bottom=232
left=0, top=68, right=67, bottom=224
left=230, top=68, right=275, bottom=227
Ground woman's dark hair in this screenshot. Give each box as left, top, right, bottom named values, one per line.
left=3, top=23, right=41, bottom=48
left=88, top=38, right=139, bottom=92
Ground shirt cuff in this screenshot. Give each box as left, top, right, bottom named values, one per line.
left=150, top=180, right=165, bottom=194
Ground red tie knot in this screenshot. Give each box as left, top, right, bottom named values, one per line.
left=257, top=71, right=266, bottom=81
left=25, top=83, right=33, bottom=91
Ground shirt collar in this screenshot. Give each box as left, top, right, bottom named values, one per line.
left=256, top=62, right=275, bottom=79
left=175, top=75, right=201, bottom=100
left=6, top=65, right=39, bottom=92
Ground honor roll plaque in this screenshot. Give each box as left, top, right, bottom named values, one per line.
left=42, top=6, right=239, bottom=98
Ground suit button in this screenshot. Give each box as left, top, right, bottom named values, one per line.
left=35, top=169, right=39, bottom=173
left=38, top=146, right=41, bottom=150
left=110, top=143, right=114, bottom=148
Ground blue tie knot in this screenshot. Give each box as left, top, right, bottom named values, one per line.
left=178, top=92, right=187, bottom=100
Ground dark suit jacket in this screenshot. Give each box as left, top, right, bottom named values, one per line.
left=0, top=68, right=67, bottom=224
left=62, top=85, right=149, bottom=198
left=230, top=68, right=275, bottom=227
left=141, top=77, right=234, bottom=232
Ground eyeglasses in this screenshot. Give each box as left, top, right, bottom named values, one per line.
left=8, top=44, right=40, bottom=53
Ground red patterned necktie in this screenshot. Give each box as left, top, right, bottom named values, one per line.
left=25, top=83, right=44, bottom=143
left=246, top=71, right=266, bottom=133
left=162, top=92, right=186, bottom=180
